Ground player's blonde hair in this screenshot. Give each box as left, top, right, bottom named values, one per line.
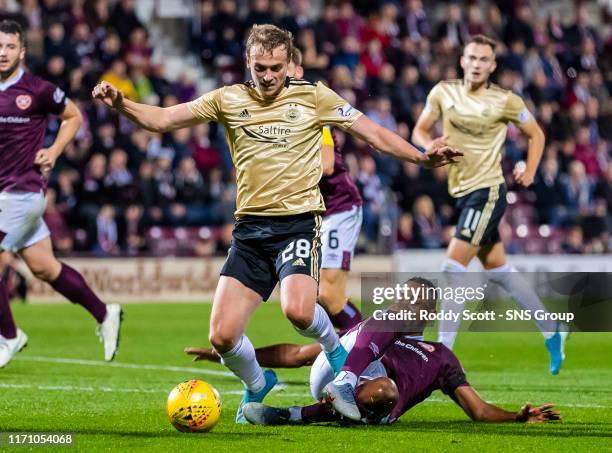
left=246, top=24, right=293, bottom=61
left=465, top=34, right=497, bottom=53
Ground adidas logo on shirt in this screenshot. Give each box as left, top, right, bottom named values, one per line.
left=239, top=109, right=250, bottom=119
left=292, top=258, right=306, bottom=267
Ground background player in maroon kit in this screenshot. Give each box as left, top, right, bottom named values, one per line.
left=241, top=278, right=560, bottom=425
left=318, top=127, right=363, bottom=330
left=0, top=20, right=122, bottom=367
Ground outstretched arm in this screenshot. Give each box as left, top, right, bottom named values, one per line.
left=453, top=385, right=560, bottom=423
left=92, top=81, right=200, bottom=133
left=348, top=115, right=461, bottom=168
left=185, top=343, right=322, bottom=368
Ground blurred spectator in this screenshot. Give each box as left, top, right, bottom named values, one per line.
left=44, top=188, right=74, bottom=253
left=95, top=205, right=119, bottom=256
left=121, top=204, right=147, bottom=255
left=435, top=3, right=467, bottom=48
left=412, top=195, right=442, bottom=249
left=561, top=160, right=594, bottom=224
left=533, top=157, right=564, bottom=226
left=137, top=160, right=163, bottom=224
left=173, top=73, right=197, bottom=104
left=315, top=2, right=341, bottom=55
left=100, top=59, right=138, bottom=101
left=331, top=36, right=361, bottom=72
left=360, top=38, right=385, bottom=78
left=574, top=127, right=601, bottom=177
left=104, top=148, right=136, bottom=206
left=297, top=28, right=329, bottom=80
left=97, top=31, right=121, bottom=68
left=191, top=123, right=221, bottom=174
left=270, top=0, right=299, bottom=39
left=244, top=0, right=273, bottom=35
left=401, top=0, right=431, bottom=41
left=561, top=225, right=584, bottom=254
left=336, top=2, right=364, bottom=40
left=580, top=199, right=609, bottom=253
left=110, top=0, right=143, bottom=42
left=396, top=212, right=416, bottom=249
left=357, top=155, right=385, bottom=244
left=124, top=27, right=152, bottom=71
left=503, top=4, right=534, bottom=48
left=172, top=157, right=207, bottom=225
left=44, top=21, right=79, bottom=70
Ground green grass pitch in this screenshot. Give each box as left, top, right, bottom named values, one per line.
left=0, top=302, right=611, bottom=452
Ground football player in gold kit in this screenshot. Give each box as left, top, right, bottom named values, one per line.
left=93, top=24, right=461, bottom=422
left=413, top=35, right=567, bottom=374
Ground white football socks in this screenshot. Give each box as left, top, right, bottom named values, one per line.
left=486, top=264, right=557, bottom=337
left=295, top=304, right=340, bottom=353
left=437, top=258, right=469, bottom=349
left=218, top=335, right=266, bottom=393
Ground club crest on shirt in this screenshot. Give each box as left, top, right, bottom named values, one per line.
left=16, top=94, right=32, bottom=110
left=418, top=342, right=435, bottom=353
left=53, top=87, right=65, bottom=104
left=284, top=103, right=302, bottom=121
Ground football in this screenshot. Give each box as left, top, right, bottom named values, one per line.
left=166, top=380, right=222, bottom=432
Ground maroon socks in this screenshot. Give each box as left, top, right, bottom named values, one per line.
left=0, top=279, right=17, bottom=339
left=329, top=300, right=362, bottom=331
left=50, top=264, right=107, bottom=323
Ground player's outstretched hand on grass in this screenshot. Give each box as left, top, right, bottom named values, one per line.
left=516, top=403, right=561, bottom=423
left=184, top=346, right=221, bottom=363
left=92, top=81, right=124, bottom=109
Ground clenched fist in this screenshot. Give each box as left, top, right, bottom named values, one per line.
left=92, top=81, right=124, bottom=109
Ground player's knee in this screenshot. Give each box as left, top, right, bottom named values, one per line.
left=284, top=304, right=313, bottom=330
left=208, top=327, right=239, bottom=353
left=29, top=262, right=56, bottom=282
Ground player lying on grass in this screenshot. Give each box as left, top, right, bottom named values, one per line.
left=220, top=277, right=558, bottom=425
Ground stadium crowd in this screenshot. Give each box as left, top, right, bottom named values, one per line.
left=0, top=0, right=610, bottom=256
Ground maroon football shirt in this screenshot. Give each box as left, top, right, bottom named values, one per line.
left=319, top=128, right=362, bottom=216
left=382, top=338, right=469, bottom=422
left=0, top=69, right=67, bottom=193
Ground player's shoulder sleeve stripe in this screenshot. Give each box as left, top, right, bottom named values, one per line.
left=289, top=78, right=316, bottom=86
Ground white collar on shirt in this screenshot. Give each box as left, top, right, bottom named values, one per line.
left=0, top=68, right=25, bottom=92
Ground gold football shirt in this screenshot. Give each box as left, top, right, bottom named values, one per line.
left=188, top=79, right=362, bottom=217
left=423, top=80, right=531, bottom=197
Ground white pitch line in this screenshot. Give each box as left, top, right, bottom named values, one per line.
left=16, top=355, right=235, bottom=377
left=0, top=382, right=306, bottom=398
